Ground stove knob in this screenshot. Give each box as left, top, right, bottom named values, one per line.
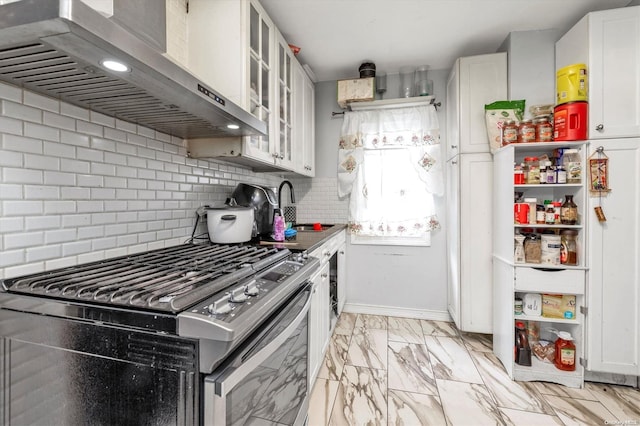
left=230, top=287, right=248, bottom=303
left=244, top=280, right=259, bottom=296
left=291, top=253, right=303, bottom=263
left=209, top=296, right=233, bottom=315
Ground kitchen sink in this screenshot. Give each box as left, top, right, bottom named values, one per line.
left=292, top=224, right=333, bottom=232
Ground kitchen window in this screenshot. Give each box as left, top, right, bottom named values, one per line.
left=337, top=104, right=443, bottom=246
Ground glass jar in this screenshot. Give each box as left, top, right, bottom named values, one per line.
left=524, top=156, right=540, bottom=184
left=562, top=149, right=582, bottom=184
left=561, top=195, right=578, bottom=225
left=536, top=117, right=553, bottom=142
left=536, top=204, right=546, bottom=224
left=502, top=120, right=518, bottom=145
left=545, top=161, right=556, bottom=184
left=518, top=119, right=536, bottom=143
left=560, top=229, right=578, bottom=265
left=545, top=203, right=556, bottom=224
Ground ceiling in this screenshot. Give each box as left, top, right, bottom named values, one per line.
left=260, top=0, right=632, bottom=82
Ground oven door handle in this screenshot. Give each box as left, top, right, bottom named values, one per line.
left=210, top=286, right=312, bottom=397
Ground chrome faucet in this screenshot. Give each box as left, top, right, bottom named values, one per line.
left=278, top=180, right=295, bottom=209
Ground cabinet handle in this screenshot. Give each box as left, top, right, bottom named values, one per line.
left=321, top=273, right=328, bottom=279
left=451, top=145, right=458, bottom=149
left=595, top=124, right=604, bottom=131
left=339, top=250, right=344, bottom=255
left=452, top=161, right=458, bottom=165
left=279, top=154, right=284, bottom=160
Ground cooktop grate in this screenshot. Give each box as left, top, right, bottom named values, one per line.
left=2, top=244, right=288, bottom=312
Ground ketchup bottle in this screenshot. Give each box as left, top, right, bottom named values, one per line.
left=554, top=331, right=576, bottom=371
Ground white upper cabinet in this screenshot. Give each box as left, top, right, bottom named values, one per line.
left=185, top=0, right=314, bottom=173
left=293, top=61, right=315, bottom=176
left=446, top=53, right=507, bottom=160
left=556, top=6, right=640, bottom=139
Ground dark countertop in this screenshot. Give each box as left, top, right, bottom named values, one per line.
left=252, top=224, right=347, bottom=252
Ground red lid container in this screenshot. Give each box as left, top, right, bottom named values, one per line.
left=554, top=101, right=588, bottom=141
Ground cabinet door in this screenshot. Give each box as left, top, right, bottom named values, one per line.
left=274, top=33, right=295, bottom=169
left=587, top=139, right=640, bottom=375
left=243, top=0, right=276, bottom=163
left=445, top=62, right=460, bottom=161
left=337, top=242, right=346, bottom=314
left=589, top=7, right=640, bottom=139
left=459, top=153, right=493, bottom=333
left=292, top=62, right=315, bottom=176
left=308, top=262, right=330, bottom=386
left=459, top=53, right=507, bottom=154
left=446, top=156, right=461, bottom=327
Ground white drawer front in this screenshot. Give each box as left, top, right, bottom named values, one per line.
left=514, top=267, right=584, bottom=294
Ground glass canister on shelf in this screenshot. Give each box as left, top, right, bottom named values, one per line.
left=518, top=119, right=536, bottom=143
left=560, top=195, right=578, bottom=225
left=536, top=116, right=553, bottom=142
left=562, top=149, right=582, bottom=183
left=502, top=120, right=519, bottom=146
left=524, top=157, right=540, bottom=184
left=560, top=229, right=578, bottom=265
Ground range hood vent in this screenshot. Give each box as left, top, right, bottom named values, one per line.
left=0, top=0, right=266, bottom=139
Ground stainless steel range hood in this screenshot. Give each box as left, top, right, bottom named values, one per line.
left=0, top=0, right=267, bottom=139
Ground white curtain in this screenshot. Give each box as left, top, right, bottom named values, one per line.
left=337, top=105, right=443, bottom=238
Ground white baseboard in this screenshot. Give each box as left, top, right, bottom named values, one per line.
left=343, top=303, right=452, bottom=322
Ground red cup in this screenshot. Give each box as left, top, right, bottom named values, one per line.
left=313, top=223, right=322, bottom=231
left=514, top=203, right=529, bottom=224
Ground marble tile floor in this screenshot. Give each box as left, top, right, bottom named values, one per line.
left=308, top=312, right=640, bottom=426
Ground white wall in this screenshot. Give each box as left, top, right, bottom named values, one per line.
left=0, top=82, right=282, bottom=279
left=292, top=70, right=451, bottom=318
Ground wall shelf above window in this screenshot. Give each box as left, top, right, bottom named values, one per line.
left=348, top=95, right=436, bottom=111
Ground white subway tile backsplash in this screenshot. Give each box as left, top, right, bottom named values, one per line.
left=3, top=168, right=42, bottom=184
left=26, top=245, right=62, bottom=262
left=45, top=229, right=77, bottom=244
left=0, top=82, right=22, bottom=102
left=0, top=116, right=23, bottom=135
left=77, top=226, right=104, bottom=240
left=0, top=217, right=23, bottom=232
left=4, top=262, right=45, bottom=279
left=3, top=134, right=43, bottom=154
left=25, top=122, right=60, bottom=142
left=91, top=137, right=117, bottom=152
left=62, top=240, right=92, bottom=256
left=0, top=249, right=24, bottom=267
left=62, top=214, right=91, bottom=228
left=77, top=201, right=104, bottom=213
left=0, top=184, right=22, bottom=199
left=1, top=83, right=284, bottom=278
left=44, top=171, right=76, bottom=186
left=61, top=159, right=90, bottom=174
left=76, top=120, right=103, bottom=137
left=25, top=154, right=60, bottom=171
left=43, top=141, right=74, bottom=158
left=44, top=200, right=76, bottom=214
left=43, top=111, right=76, bottom=131
left=60, top=102, right=90, bottom=121
left=0, top=150, right=22, bottom=167
left=61, top=187, right=90, bottom=200
left=90, top=163, right=116, bottom=176
left=5, top=231, right=44, bottom=249
left=90, top=111, right=115, bottom=127
left=76, top=175, right=103, bottom=187
left=24, top=91, right=59, bottom=113
left=24, top=185, right=60, bottom=200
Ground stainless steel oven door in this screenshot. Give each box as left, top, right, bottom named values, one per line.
left=203, top=283, right=311, bottom=426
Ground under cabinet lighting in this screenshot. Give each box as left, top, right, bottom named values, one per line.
left=227, top=124, right=240, bottom=130
left=100, top=59, right=130, bottom=73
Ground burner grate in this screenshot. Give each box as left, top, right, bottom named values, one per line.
left=2, top=244, right=288, bottom=312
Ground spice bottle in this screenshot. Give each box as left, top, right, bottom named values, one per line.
left=536, top=204, right=546, bottom=224
left=546, top=161, right=556, bottom=184
left=524, top=157, right=540, bottom=184
left=545, top=203, right=556, bottom=224
left=539, top=161, right=547, bottom=184
left=556, top=165, right=567, bottom=184
left=561, top=195, right=578, bottom=225
left=560, top=229, right=578, bottom=265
